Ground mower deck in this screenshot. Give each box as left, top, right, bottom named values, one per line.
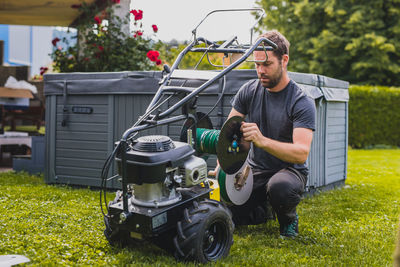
left=107, top=185, right=212, bottom=238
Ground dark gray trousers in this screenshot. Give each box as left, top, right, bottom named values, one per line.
left=228, top=167, right=307, bottom=226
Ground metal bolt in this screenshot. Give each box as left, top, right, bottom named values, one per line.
left=120, top=212, right=128, bottom=222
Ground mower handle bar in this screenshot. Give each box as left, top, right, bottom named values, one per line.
left=192, top=36, right=277, bottom=53
left=191, top=8, right=266, bottom=45
left=121, top=36, right=276, bottom=140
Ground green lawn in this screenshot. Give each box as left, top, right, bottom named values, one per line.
left=0, top=149, right=399, bottom=266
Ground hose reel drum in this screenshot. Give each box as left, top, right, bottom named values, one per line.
left=182, top=115, right=254, bottom=205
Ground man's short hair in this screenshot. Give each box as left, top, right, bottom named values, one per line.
left=258, top=30, right=290, bottom=60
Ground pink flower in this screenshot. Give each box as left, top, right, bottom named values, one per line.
left=130, top=9, right=143, bottom=21
left=146, top=50, right=160, bottom=62
left=152, top=24, right=158, bottom=33
left=94, top=16, right=102, bottom=24
left=51, top=37, right=60, bottom=46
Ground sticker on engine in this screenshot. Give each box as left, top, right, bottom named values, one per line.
left=152, top=212, right=167, bottom=229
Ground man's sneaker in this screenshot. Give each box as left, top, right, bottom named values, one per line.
left=279, top=214, right=299, bottom=238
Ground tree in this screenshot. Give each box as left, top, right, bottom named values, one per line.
left=256, top=0, right=400, bottom=85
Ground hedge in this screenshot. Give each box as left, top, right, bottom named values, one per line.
left=349, top=85, right=400, bottom=148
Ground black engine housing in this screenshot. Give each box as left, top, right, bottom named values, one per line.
left=115, top=135, right=194, bottom=184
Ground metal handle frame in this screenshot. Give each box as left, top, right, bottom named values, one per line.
left=121, top=36, right=276, bottom=141
left=104, top=9, right=277, bottom=215
left=191, top=8, right=266, bottom=45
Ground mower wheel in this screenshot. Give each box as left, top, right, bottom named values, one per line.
left=173, top=199, right=234, bottom=263
left=103, top=216, right=129, bottom=247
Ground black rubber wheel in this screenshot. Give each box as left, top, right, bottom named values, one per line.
left=103, top=215, right=130, bottom=247
left=103, top=196, right=130, bottom=247
left=173, top=199, right=234, bottom=263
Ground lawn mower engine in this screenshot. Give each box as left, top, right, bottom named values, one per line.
left=104, top=135, right=234, bottom=263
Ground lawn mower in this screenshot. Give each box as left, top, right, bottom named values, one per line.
left=100, top=8, right=277, bottom=263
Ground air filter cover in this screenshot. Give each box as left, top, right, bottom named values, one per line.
left=132, top=135, right=175, bottom=152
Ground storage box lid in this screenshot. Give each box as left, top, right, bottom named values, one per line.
left=44, top=71, right=162, bottom=96
left=44, top=70, right=349, bottom=101
left=318, top=75, right=350, bottom=102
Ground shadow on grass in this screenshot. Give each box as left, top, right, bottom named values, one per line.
left=233, top=219, right=321, bottom=248
left=234, top=221, right=278, bottom=236
left=105, top=239, right=175, bottom=265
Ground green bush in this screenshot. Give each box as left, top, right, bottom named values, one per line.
left=50, top=1, right=162, bottom=73
left=349, top=85, right=400, bottom=148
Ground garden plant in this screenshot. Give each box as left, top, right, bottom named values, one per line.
left=50, top=0, right=162, bottom=73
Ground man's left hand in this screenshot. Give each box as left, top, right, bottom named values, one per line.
left=240, top=122, right=265, bottom=148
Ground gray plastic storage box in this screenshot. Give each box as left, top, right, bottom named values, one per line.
left=288, top=72, right=350, bottom=191
left=44, top=70, right=349, bottom=191
left=13, top=136, right=45, bottom=174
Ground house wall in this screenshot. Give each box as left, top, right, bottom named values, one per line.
left=0, top=25, right=54, bottom=77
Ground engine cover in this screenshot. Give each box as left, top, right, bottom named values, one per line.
left=116, top=135, right=194, bottom=184
left=180, top=156, right=207, bottom=187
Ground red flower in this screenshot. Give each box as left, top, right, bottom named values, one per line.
left=146, top=50, right=160, bottom=62
left=70, top=4, right=82, bottom=9
left=134, top=30, right=143, bottom=38
left=111, top=0, right=120, bottom=3
left=94, top=16, right=102, bottom=24
left=83, top=57, right=90, bottom=61
left=152, top=24, right=158, bottom=33
left=130, top=9, right=143, bottom=21
left=155, top=59, right=162, bottom=66
left=98, top=45, right=104, bottom=51
left=51, top=37, right=60, bottom=46
left=39, top=67, right=48, bottom=75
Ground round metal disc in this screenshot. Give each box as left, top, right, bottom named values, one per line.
left=217, top=163, right=253, bottom=205
left=217, top=116, right=250, bottom=174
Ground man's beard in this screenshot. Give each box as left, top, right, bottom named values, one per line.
left=259, top=64, right=283, bottom=89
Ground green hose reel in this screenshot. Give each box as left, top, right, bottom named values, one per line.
left=195, top=127, right=253, bottom=205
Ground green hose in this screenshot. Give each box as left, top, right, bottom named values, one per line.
left=217, top=168, right=230, bottom=203
left=196, top=128, right=220, bottom=154
left=196, top=128, right=231, bottom=202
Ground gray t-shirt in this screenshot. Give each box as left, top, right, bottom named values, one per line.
left=232, top=79, right=316, bottom=175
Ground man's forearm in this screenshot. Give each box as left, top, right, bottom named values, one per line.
left=241, top=123, right=313, bottom=165
left=258, top=136, right=310, bottom=164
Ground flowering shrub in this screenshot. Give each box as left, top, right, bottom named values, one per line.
left=50, top=0, right=162, bottom=72
left=130, top=9, right=143, bottom=21
left=146, top=50, right=162, bottom=65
